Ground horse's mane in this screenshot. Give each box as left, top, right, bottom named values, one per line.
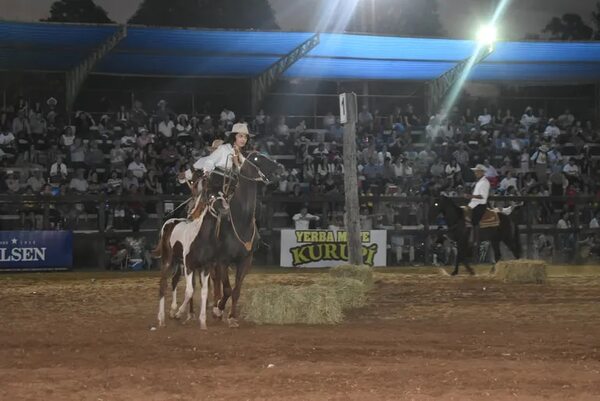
left=440, top=195, right=462, bottom=213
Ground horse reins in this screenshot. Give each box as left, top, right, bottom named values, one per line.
left=221, top=151, right=268, bottom=251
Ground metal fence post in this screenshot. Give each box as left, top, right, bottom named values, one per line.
left=573, top=201, right=581, bottom=264
left=525, top=201, right=533, bottom=259
left=423, top=196, right=431, bottom=265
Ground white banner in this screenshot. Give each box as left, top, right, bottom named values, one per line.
left=280, top=229, right=387, bottom=268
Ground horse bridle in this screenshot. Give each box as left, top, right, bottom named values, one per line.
left=235, top=151, right=273, bottom=185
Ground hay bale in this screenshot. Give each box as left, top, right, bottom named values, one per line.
left=318, top=277, right=367, bottom=310
left=241, top=284, right=343, bottom=325
left=494, top=260, right=547, bottom=284
left=329, top=264, right=374, bottom=288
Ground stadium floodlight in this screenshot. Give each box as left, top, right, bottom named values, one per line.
left=477, top=24, right=497, bottom=48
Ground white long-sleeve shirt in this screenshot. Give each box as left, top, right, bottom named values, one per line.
left=192, top=143, right=244, bottom=173
left=468, top=176, right=490, bottom=208
left=184, top=143, right=244, bottom=181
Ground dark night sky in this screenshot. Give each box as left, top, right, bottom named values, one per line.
left=2, top=0, right=598, bottom=40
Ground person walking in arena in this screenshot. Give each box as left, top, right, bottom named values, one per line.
left=465, top=164, right=490, bottom=250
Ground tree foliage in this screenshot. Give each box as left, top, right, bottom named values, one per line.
left=42, top=0, right=113, bottom=24
left=346, top=0, right=444, bottom=37
left=593, top=2, right=600, bottom=40
left=128, top=0, right=279, bottom=29
left=542, top=13, right=593, bottom=40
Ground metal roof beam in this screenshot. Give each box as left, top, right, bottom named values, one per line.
left=427, top=46, right=493, bottom=117
left=65, top=25, right=127, bottom=114
left=250, top=33, right=320, bottom=114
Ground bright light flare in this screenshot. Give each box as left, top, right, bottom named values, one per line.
left=477, top=24, right=497, bottom=46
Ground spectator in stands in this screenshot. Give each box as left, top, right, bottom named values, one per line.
left=220, top=107, right=235, bottom=130
left=275, top=116, right=290, bottom=145
left=107, top=170, right=122, bottom=194
left=558, top=108, right=575, bottom=129
left=498, top=170, right=518, bottom=194
left=562, top=157, right=580, bottom=184
left=49, top=155, right=68, bottom=184
left=87, top=169, right=102, bottom=194
left=544, top=118, right=560, bottom=140
left=158, top=115, right=175, bottom=139
left=5, top=171, right=20, bottom=194
left=292, top=207, right=319, bottom=229
left=520, top=106, right=538, bottom=132
left=60, top=126, right=75, bottom=149
left=430, top=158, right=445, bottom=178
left=69, top=168, right=89, bottom=194
left=137, top=128, right=152, bottom=149
left=130, top=100, right=148, bottom=127
left=358, top=104, right=373, bottom=133
left=144, top=169, right=163, bottom=195
left=74, top=111, right=95, bottom=138
left=108, top=140, right=126, bottom=172
left=12, top=109, right=30, bottom=136
left=85, top=141, right=105, bottom=169
left=26, top=170, right=45, bottom=193
left=531, top=143, right=550, bottom=185
left=69, top=137, right=87, bottom=170
left=122, top=170, right=139, bottom=194
left=477, top=107, right=492, bottom=129
left=127, top=154, right=147, bottom=179
left=117, top=105, right=130, bottom=123
left=323, top=112, right=336, bottom=130
left=426, top=116, right=440, bottom=142
left=403, top=104, right=420, bottom=127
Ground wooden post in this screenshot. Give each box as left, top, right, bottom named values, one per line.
left=341, top=92, right=362, bottom=265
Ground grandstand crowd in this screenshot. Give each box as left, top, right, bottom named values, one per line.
left=1, top=95, right=600, bottom=251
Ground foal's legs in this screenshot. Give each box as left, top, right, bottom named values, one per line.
left=169, top=262, right=181, bottom=318
left=199, top=270, right=210, bottom=330
left=157, top=256, right=172, bottom=327
left=175, top=265, right=195, bottom=321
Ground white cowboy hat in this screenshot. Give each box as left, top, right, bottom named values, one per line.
left=46, top=97, right=57, bottom=106
left=470, top=164, right=487, bottom=172
left=227, top=123, right=253, bottom=137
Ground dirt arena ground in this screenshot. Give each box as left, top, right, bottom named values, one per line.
left=1, top=266, right=600, bottom=401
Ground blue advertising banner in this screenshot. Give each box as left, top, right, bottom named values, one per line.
left=0, top=231, right=73, bottom=271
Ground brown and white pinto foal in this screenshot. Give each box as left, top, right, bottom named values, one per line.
left=152, top=196, right=219, bottom=330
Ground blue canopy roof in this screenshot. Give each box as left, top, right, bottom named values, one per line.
left=3, top=20, right=600, bottom=82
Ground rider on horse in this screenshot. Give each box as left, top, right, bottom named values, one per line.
left=179, top=123, right=251, bottom=217
left=465, top=164, right=490, bottom=245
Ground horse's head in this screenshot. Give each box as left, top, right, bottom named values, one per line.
left=241, top=152, right=285, bottom=185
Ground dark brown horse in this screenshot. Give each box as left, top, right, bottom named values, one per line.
left=209, top=152, right=283, bottom=327
left=431, top=195, right=521, bottom=276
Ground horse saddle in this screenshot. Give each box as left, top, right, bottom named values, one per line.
left=461, top=206, right=501, bottom=228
